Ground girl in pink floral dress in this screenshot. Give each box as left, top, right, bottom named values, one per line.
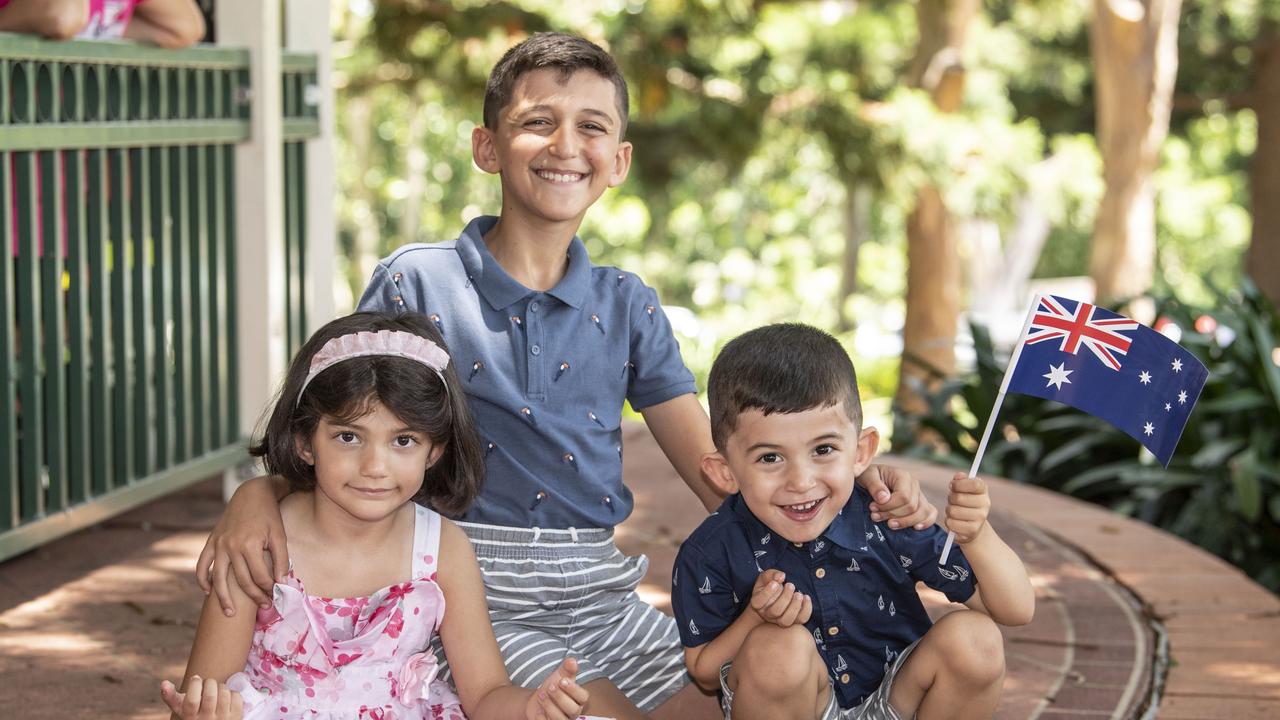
left=161, top=312, right=598, bottom=720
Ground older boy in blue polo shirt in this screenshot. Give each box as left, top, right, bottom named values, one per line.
left=197, top=33, right=937, bottom=719
left=672, top=324, right=1035, bottom=720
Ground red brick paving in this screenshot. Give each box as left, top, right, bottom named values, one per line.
left=1, top=423, right=1277, bottom=718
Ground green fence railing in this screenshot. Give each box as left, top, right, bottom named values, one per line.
left=281, top=52, right=320, bottom=360
left=0, top=33, right=319, bottom=561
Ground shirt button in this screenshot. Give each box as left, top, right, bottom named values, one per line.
left=840, top=673, right=850, bottom=684
left=530, top=301, right=541, bottom=312
left=793, top=542, right=803, bottom=548
left=531, top=344, right=541, bottom=356
left=815, top=568, right=826, bottom=579
left=828, top=626, right=839, bottom=637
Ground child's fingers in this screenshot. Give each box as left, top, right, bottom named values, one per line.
left=776, top=588, right=808, bottom=626
left=544, top=680, right=586, bottom=718
left=217, top=682, right=236, bottom=720
left=797, top=593, right=813, bottom=624
left=195, top=540, right=215, bottom=593
left=750, top=579, right=783, bottom=612
left=761, top=583, right=797, bottom=621
left=949, top=474, right=987, bottom=496
left=230, top=690, right=244, bottom=720
left=201, top=676, right=220, bottom=719
left=945, top=504, right=986, bottom=525
left=160, top=680, right=185, bottom=713
left=230, top=553, right=270, bottom=609
left=557, top=675, right=590, bottom=705
left=182, top=676, right=204, bottom=718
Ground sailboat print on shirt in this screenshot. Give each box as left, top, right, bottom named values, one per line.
left=834, top=655, right=848, bottom=673
left=698, top=577, right=712, bottom=594
left=846, top=557, right=861, bottom=572
left=689, top=620, right=700, bottom=636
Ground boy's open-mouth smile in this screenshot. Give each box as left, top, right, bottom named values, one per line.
left=779, top=497, right=826, bottom=522
left=534, top=168, right=587, bottom=183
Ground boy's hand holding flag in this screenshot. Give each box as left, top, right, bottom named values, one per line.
left=939, top=294, right=1209, bottom=564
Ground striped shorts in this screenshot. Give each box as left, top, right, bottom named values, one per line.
left=432, top=522, right=690, bottom=712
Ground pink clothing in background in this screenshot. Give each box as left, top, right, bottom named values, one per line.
left=0, top=0, right=147, bottom=39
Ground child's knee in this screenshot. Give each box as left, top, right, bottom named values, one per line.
left=932, top=611, right=1005, bottom=686
left=736, top=623, right=823, bottom=694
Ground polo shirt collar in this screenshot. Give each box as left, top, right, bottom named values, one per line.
left=728, top=490, right=866, bottom=552
left=455, top=215, right=591, bottom=311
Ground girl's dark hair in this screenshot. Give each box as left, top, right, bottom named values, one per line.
left=249, top=312, right=484, bottom=516
left=483, top=32, right=629, bottom=137
left=708, top=323, right=863, bottom=451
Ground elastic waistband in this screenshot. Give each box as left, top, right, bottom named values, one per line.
left=456, top=521, right=616, bottom=560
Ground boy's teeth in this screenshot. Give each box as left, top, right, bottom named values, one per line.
left=788, top=500, right=819, bottom=512
left=538, top=170, right=582, bottom=183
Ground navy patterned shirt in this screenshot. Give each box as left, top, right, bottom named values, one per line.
left=671, top=489, right=977, bottom=709
left=358, top=215, right=697, bottom=529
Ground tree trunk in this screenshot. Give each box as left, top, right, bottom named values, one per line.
left=1249, top=23, right=1280, bottom=308
left=895, top=0, right=980, bottom=415
left=1089, top=0, right=1183, bottom=305
left=837, top=183, right=871, bottom=332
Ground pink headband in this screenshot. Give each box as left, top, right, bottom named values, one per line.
left=297, top=329, right=451, bottom=405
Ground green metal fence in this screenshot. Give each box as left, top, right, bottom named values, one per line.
left=0, top=34, right=320, bottom=561
left=282, top=52, right=320, bottom=360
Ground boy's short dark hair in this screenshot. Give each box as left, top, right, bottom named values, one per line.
left=484, top=32, right=629, bottom=136
left=708, top=323, right=863, bottom=451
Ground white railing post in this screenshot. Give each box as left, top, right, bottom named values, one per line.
left=218, top=1, right=285, bottom=495
left=286, top=0, right=337, bottom=330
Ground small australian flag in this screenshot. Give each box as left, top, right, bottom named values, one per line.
left=1004, top=295, right=1209, bottom=466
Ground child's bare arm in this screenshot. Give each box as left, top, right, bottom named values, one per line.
left=640, top=393, right=724, bottom=512
left=160, top=575, right=258, bottom=719
left=683, top=569, right=811, bottom=690
left=195, top=475, right=291, bottom=615
left=946, top=473, right=1035, bottom=626
left=434, top=520, right=588, bottom=720
left=125, top=0, right=205, bottom=48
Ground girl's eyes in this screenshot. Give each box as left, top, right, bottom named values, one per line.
left=336, top=431, right=358, bottom=444
left=393, top=435, right=419, bottom=448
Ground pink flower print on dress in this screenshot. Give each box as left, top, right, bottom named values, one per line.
left=383, top=607, right=406, bottom=639
left=396, top=651, right=440, bottom=705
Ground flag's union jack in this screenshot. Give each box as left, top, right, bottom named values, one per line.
left=1024, top=296, right=1138, bottom=371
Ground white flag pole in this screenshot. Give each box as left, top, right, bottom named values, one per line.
left=938, top=294, right=1043, bottom=565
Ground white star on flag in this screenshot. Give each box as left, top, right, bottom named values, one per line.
left=1139, top=371, right=1152, bottom=385
left=1172, top=358, right=1183, bottom=372
left=1178, top=390, right=1188, bottom=405
left=1143, top=422, right=1154, bottom=436
left=1043, top=363, right=1073, bottom=390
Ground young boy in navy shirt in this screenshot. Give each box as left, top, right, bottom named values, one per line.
left=673, top=324, right=1035, bottom=720
left=197, top=34, right=938, bottom=719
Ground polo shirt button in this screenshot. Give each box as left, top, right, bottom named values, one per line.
left=828, top=626, right=839, bottom=636
left=815, top=568, right=826, bottom=579
left=530, top=301, right=541, bottom=312
left=531, top=345, right=541, bottom=356
left=840, top=673, right=850, bottom=684
left=793, top=542, right=803, bottom=548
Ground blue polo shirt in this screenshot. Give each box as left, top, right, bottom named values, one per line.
left=358, top=215, right=697, bottom=529
left=671, top=489, right=977, bottom=709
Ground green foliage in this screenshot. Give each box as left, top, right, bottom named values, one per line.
left=892, top=280, right=1280, bottom=590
